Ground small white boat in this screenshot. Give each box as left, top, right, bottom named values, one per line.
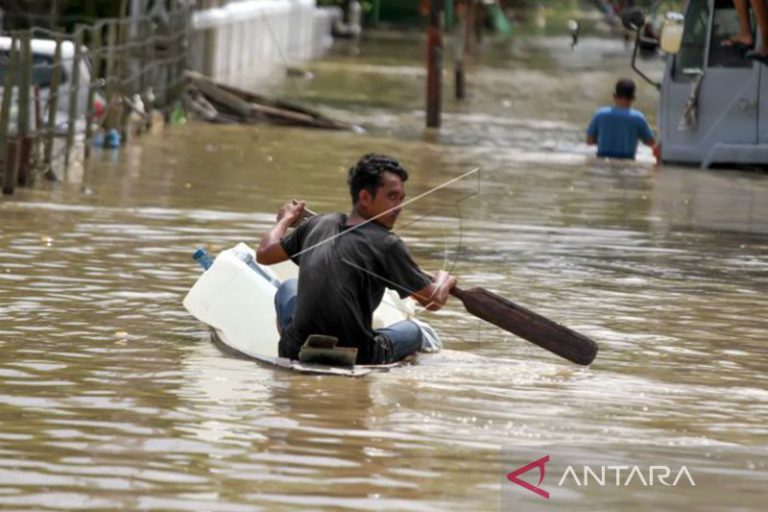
left=183, top=243, right=428, bottom=377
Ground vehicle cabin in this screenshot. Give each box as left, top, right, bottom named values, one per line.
left=631, top=0, right=768, bottom=168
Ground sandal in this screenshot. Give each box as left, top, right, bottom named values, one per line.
left=746, top=50, right=768, bottom=65
left=721, top=38, right=754, bottom=52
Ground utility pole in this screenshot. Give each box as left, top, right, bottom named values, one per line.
left=426, top=0, right=444, bottom=128
left=454, top=0, right=467, bottom=100
left=466, top=0, right=476, bottom=55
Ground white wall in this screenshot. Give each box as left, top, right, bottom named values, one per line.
left=189, top=0, right=340, bottom=89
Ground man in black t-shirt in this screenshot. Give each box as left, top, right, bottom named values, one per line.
left=256, top=153, right=458, bottom=365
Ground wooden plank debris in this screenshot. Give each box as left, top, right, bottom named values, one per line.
left=184, top=71, right=358, bottom=131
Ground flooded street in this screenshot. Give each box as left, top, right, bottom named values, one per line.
left=1, top=33, right=767, bottom=510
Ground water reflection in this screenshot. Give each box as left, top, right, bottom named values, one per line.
left=652, top=167, right=768, bottom=234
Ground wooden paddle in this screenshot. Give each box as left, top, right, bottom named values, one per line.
left=291, top=202, right=598, bottom=365
left=450, top=287, right=598, bottom=365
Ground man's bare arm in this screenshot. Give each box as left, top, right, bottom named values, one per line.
left=256, top=201, right=305, bottom=265
left=411, top=270, right=458, bottom=311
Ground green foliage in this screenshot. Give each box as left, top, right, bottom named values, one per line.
left=2, top=0, right=124, bottom=30
left=317, top=0, right=376, bottom=15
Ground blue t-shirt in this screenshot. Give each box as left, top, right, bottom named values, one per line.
left=586, top=106, right=654, bottom=159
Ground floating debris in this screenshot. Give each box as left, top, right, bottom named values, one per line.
left=183, top=71, right=359, bottom=131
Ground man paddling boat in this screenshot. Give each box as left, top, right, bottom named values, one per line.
left=256, top=153, right=457, bottom=365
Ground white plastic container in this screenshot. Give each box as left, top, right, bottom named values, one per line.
left=660, top=13, right=685, bottom=55
left=184, top=246, right=281, bottom=358
left=183, top=243, right=420, bottom=361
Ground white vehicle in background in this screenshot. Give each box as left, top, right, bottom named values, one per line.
left=0, top=35, right=103, bottom=134
left=624, top=1, right=768, bottom=168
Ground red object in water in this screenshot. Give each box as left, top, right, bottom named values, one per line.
left=91, top=98, right=106, bottom=120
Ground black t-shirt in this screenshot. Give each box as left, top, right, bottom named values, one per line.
left=278, top=213, right=430, bottom=363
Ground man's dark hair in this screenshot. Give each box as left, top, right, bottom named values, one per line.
left=347, top=153, right=409, bottom=204
left=614, top=79, right=636, bottom=99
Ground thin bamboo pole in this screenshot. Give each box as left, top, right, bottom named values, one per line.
left=104, top=20, right=117, bottom=131
left=84, top=26, right=101, bottom=161
left=146, top=16, right=158, bottom=131
left=118, top=15, right=132, bottom=140
left=64, top=27, right=83, bottom=174
left=0, top=34, right=19, bottom=195
left=138, top=17, right=148, bottom=95
left=16, top=32, right=32, bottom=187
left=175, top=5, right=190, bottom=106
left=168, top=2, right=182, bottom=116
left=49, top=0, right=59, bottom=29
left=44, top=33, right=63, bottom=171
left=18, top=32, right=31, bottom=138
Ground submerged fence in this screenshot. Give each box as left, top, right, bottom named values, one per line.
left=0, top=6, right=191, bottom=195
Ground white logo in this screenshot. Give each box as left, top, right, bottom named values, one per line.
left=557, top=465, right=696, bottom=487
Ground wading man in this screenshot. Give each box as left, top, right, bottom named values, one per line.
left=256, top=154, right=457, bottom=364
left=587, top=78, right=656, bottom=160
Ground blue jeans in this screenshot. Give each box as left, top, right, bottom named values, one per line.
left=275, top=279, right=298, bottom=333
left=275, top=279, right=423, bottom=363
left=376, top=319, right=423, bottom=363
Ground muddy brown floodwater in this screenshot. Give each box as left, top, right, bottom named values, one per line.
left=1, top=33, right=767, bottom=511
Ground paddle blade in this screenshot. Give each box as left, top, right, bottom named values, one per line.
left=451, top=287, right=598, bottom=365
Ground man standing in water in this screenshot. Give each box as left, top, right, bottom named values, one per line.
left=256, top=154, right=457, bottom=364
left=586, top=78, right=656, bottom=160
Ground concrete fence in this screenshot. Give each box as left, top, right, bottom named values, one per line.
left=190, top=0, right=339, bottom=89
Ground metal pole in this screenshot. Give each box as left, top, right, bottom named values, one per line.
left=426, top=0, right=444, bottom=128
